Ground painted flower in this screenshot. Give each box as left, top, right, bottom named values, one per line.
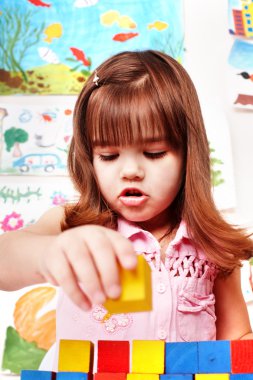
left=50, top=191, right=67, bottom=205
left=1, top=212, right=24, bottom=232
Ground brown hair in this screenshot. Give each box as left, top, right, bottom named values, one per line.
left=63, top=50, right=253, bottom=272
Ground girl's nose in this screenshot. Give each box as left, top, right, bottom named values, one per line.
left=120, top=161, right=145, bottom=181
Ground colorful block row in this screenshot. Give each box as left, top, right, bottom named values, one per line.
left=57, top=339, right=253, bottom=375
left=21, top=371, right=253, bottom=380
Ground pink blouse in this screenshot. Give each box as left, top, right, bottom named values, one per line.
left=47, top=218, right=217, bottom=372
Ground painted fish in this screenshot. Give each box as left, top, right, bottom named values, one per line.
left=42, top=114, right=52, bottom=122
left=148, top=21, right=168, bottom=31
left=74, top=0, right=99, bottom=7
left=70, top=47, right=90, bottom=66
left=44, top=23, right=63, bottom=43
left=27, top=0, right=51, bottom=7
left=118, top=15, right=137, bottom=29
left=113, top=32, right=139, bottom=42
left=38, top=47, right=60, bottom=64
left=100, top=10, right=120, bottom=26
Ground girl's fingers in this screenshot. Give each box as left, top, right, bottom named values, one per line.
left=84, top=233, right=121, bottom=300
left=48, top=253, right=92, bottom=310
left=105, top=229, right=137, bottom=269
left=63, top=239, right=106, bottom=305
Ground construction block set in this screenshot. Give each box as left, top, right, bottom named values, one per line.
left=21, top=339, right=253, bottom=379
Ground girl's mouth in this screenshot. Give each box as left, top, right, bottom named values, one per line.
left=119, top=188, right=148, bottom=207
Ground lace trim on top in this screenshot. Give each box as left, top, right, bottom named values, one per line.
left=144, top=251, right=217, bottom=281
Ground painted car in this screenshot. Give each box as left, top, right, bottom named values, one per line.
left=12, top=153, right=65, bottom=173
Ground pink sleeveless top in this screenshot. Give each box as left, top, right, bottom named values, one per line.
left=51, top=218, right=217, bottom=371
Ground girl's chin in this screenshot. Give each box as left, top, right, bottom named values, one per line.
left=117, top=211, right=155, bottom=223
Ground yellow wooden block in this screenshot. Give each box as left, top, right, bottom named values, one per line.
left=58, top=339, right=93, bottom=372
left=195, top=375, right=229, bottom=380
left=131, top=340, right=165, bottom=374
left=103, top=255, right=152, bottom=313
left=127, top=375, right=159, bottom=380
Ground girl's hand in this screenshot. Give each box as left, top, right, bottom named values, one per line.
left=39, top=225, right=137, bottom=310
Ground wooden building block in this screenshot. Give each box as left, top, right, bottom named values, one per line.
left=198, top=340, right=231, bottom=373
left=131, top=340, right=165, bottom=374
left=195, top=375, right=229, bottom=380
left=230, top=375, right=253, bottom=380
left=231, top=340, right=253, bottom=373
left=58, top=339, right=93, bottom=372
left=165, top=342, right=198, bottom=374
left=21, top=370, right=56, bottom=380
left=160, top=375, right=193, bottom=380
left=103, top=255, right=152, bottom=313
left=97, top=340, right=129, bottom=373
left=127, top=375, right=159, bottom=380
left=56, top=373, right=91, bottom=380
left=94, top=373, right=126, bottom=380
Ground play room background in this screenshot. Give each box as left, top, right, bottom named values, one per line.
left=0, top=0, right=253, bottom=377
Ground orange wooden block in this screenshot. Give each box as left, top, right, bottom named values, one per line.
left=103, top=255, right=152, bottom=313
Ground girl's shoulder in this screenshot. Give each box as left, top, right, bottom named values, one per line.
left=24, top=205, right=65, bottom=235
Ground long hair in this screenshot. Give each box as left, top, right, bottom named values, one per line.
left=63, top=50, right=253, bottom=272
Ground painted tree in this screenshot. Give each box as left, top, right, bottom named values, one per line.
left=4, top=127, right=29, bottom=157
left=0, top=6, right=45, bottom=82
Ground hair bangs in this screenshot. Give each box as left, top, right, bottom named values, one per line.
left=86, top=81, right=184, bottom=150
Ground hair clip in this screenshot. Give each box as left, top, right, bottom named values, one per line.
left=93, top=70, right=99, bottom=86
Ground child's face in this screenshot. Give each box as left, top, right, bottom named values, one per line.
left=93, top=140, right=183, bottom=227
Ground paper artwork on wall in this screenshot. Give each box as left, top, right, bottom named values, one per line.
left=228, top=0, right=253, bottom=38
left=227, top=1, right=253, bottom=109
left=0, top=102, right=76, bottom=175
left=0, top=0, right=184, bottom=95
left=228, top=39, right=253, bottom=109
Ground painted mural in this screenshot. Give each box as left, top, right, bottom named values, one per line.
left=228, top=0, right=253, bottom=38
left=0, top=102, right=75, bottom=175
left=0, top=180, right=76, bottom=374
left=0, top=0, right=184, bottom=95
left=228, top=0, right=253, bottom=108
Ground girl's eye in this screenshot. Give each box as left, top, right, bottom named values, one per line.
left=98, top=154, right=119, bottom=161
left=144, top=151, right=167, bottom=159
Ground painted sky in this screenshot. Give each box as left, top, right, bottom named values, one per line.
left=1, top=0, right=184, bottom=72
left=229, top=39, right=253, bottom=69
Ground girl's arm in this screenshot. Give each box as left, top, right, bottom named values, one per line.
left=0, top=206, right=137, bottom=310
left=214, top=266, right=253, bottom=339
left=0, top=206, right=65, bottom=290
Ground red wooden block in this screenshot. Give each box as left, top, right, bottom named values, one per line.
left=231, top=340, right=253, bottom=373
left=97, top=340, right=130, bottom=373
left=94, top=374, right=126, bottom=380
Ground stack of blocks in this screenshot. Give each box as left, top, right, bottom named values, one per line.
left=21, top=339, right=253, bottom=379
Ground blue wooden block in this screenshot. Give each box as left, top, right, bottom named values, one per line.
left=230, top=376, right=253, bottom=380
left=21, top=370, right=56, bottom=380
left=165, top=342, right=198, bottom=374
left=56, top=372, right=90, bottom=380
left=160, top=375, right=193, bottom=380
left=198, top=340, right=231, bottom=373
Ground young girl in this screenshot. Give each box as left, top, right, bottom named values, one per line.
left=0, top=50, right=253, bottom=371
